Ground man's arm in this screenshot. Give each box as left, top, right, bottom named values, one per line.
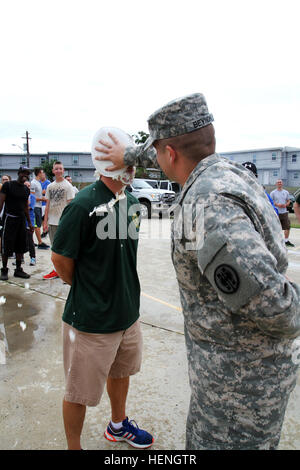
left=51, top=252, right=75, bottom=286
left=36, top=196, right=47, bottom=203
left=24, top=204, right=34, bottom=232
left=31, top=187, right=45, bottom=203
left=94, top=132, right=158, bottom=171
left=43, top=199, right=50, bottom=232
left=0, top=193, right=6, bottom=214
left=197, top=198, right=300, bottom=339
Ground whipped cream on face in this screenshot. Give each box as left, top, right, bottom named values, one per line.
left=90, top=127, right=136, bottom=217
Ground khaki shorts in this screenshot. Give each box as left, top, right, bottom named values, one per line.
left=62, top=320, right=143, bottom=406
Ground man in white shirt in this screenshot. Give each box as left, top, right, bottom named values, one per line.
left=270, top=179, right=294, bottom=247
left=43, top=161, right=74, bottom=279
left=65, top=175, right=79, bottom=197
left=30, top=168, right=49, bottom=250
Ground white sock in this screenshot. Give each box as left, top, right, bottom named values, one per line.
left=111, top=420, right=123, bottom=429
left=285, top=238, right=289, bottom=242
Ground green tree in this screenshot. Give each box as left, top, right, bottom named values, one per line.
left=41, top=159, right=56, bottom=182
left=133, top=131, right=149, bottom=145
left=132, top=130, right=159, bottom=173
left=135, top=167, right=148, bottom=178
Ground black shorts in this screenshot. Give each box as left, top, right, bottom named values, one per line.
left=1, top=214, right=28, bottom=256
left=34, top=207, right=42, bottom=228
left=278, top=212, right=291, bottom=231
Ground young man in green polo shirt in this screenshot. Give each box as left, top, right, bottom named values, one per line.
left=51, top=129, right=154, bottom=450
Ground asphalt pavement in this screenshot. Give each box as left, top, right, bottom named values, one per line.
left=0, top=218, right=300, bottom=450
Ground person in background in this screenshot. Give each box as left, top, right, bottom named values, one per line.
left=0, top=176, right=11, bottom=252
left=65, top=176, right=79, bottom=197
left=241, top=162, right=278, bottom=214
left=40, top=170, right=51, bottom=238
left=30, top=168, right=49, bottom=250
left=24, top=180, right=36, bottom=266
left=270, top=180, right=294, bottom=247
left=0, top=175, right=11, bottom=192
left=43, top=161, right=74, bottom=280
left=0, top=167, right=34, bottom=280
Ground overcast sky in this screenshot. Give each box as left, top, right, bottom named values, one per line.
left=1, top=0, right=300, bottom=155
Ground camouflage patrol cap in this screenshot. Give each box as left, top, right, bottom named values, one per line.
left=144, top=93, right=214, bottom=150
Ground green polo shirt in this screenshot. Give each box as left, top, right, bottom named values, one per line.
left=52, top=180, right=141, bottom=333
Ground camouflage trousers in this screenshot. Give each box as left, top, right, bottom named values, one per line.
left=184, top=328, right=296, bottom=450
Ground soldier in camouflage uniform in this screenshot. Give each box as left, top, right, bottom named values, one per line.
left=95, top=93, right=300, bottom=450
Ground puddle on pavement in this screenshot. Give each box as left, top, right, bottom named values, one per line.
left=0, top=292, right=40, bottom=355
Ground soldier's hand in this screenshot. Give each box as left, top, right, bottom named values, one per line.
left=94, top=132, right=126, bottom=172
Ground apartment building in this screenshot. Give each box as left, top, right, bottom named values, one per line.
left=1, top=146, right=300, bottom=188
left=220, top=146, right=300, bottom=188
left=0, top=152, right=94, bottom=183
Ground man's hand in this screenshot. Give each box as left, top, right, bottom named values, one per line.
left=29, top=223, right=34, bottom=233
left=94, top=132, right=126, bottom=172
left=51, top=252, right=75, bottom=286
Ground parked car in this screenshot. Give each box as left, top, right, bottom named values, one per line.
left=126, top=178, right=175, bottom=218
left=157, top=180, right=181, bottom=193
left=288, top=193, right=295, bottom=213
left=144, top=179, right=181, bottom=193
left=144, top=179, right=159, bottom=189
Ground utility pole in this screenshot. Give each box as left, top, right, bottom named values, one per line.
left=22, top=130, right=31, bottom=168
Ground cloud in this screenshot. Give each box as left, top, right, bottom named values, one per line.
left=1, top=0, right=300, bottom=154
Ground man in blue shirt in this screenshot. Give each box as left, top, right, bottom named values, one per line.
left=24, top=180, right=36, bottom=265
left=40, top=170, right=51, bottom=238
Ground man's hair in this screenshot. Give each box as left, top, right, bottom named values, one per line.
left=34, top=167, right=43, bottom=177
left=155, top=124, right=216, bottom=162
left=53, top=160, right=63, bottom=168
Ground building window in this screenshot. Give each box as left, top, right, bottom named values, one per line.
left=292, top=154, right=297, bottom=163
left=273, top=170, right=278, bottom=177
left=20, top=156, right=27, bottom=165
left=272, top=152, right=277, bottom=161
left=72, top=155, right=79, bottom=165
left=294, top=173, right=299, bottom=179
left=253, top=154, right=256, bottom=163
left=73, top=171, right=79, bottom=177
left=40, top=157, right=47, bottom=165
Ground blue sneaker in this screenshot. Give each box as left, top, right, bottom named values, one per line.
left=104, top=417, right=154, bottom=449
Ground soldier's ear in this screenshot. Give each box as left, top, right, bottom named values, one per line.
left=165, top=145, right=177, bottom=165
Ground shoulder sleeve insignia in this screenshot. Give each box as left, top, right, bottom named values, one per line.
left=214, top=264, right=239, bottom=294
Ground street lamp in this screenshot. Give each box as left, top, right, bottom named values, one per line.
left=11, top=144, right=24, bottom=151
left=11, top=141, right=30, bottom=168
